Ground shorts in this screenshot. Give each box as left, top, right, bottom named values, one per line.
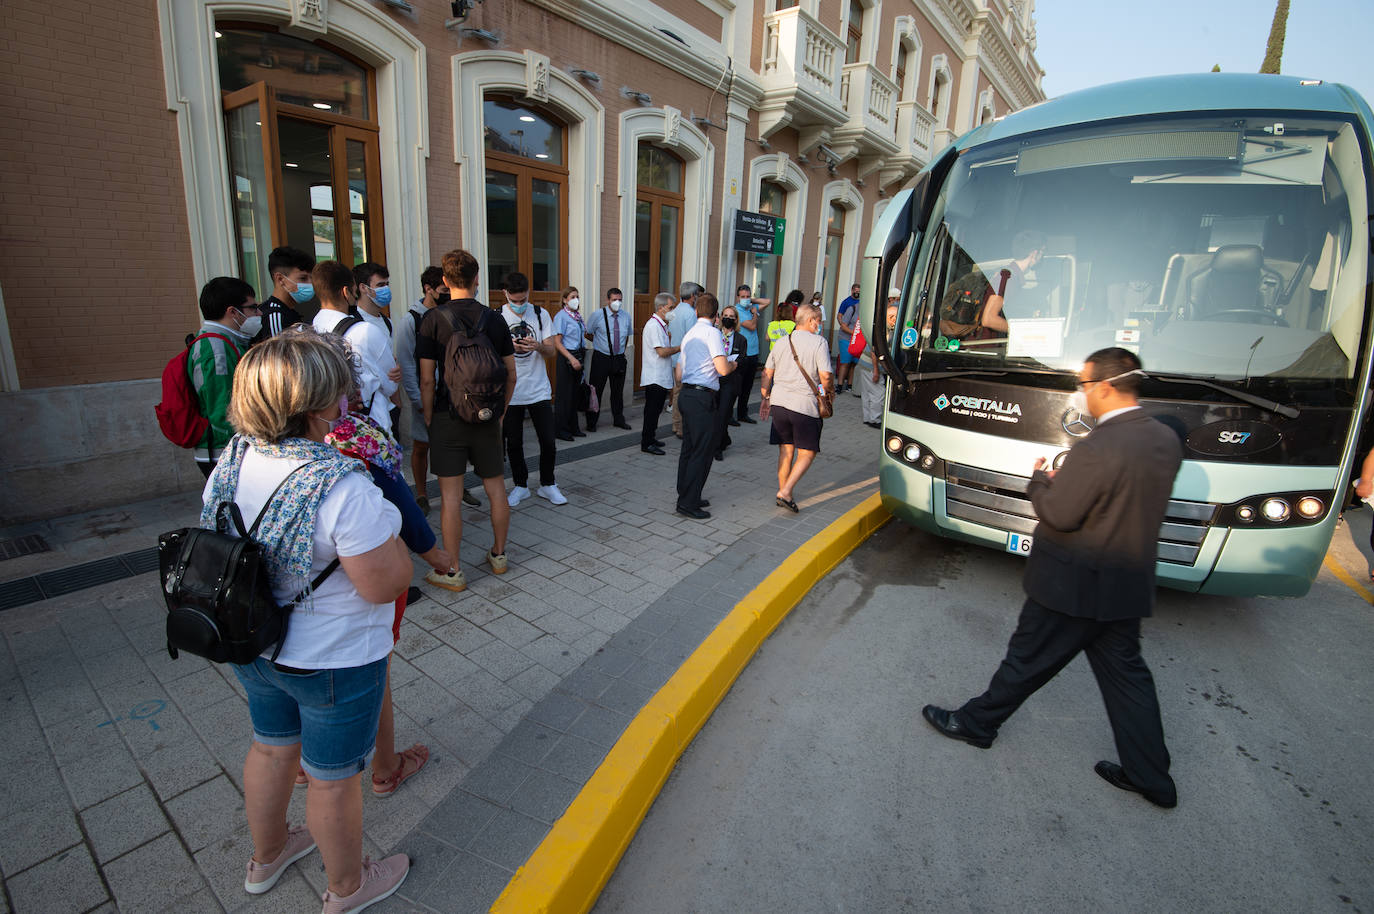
left=768, top=404, right=823, bottom=452
left=839, top=345, right=860, bottom=365
left=233, top=656, right=388, bottom=781
left=428, top=410, right=504, bottom=479
left=409, top=406, right=428, bottom=444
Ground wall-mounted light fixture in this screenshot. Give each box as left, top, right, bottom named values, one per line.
left=690, top=115, right=724, bottom=131
left=461, top=27, right=501, bottom=44
left=747, top=136, right=771, bottom=150
left=620, top=87, right=652, bottom=106
left=570, top=68, right=601, bottom=86
left=379, top=0, right=415, bottom=12
left=446, top=0, right=485, bottom=27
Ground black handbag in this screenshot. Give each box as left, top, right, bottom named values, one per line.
left=158, top=461, right=338, bottom=664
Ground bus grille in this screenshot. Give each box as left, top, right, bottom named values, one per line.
left=942, top=461, right=1216, bottom=566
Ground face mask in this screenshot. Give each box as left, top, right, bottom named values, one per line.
left=1071, top=369, right=1143, bottom=415
left=237, top=314, right=262, bottom=338
left=738, top=297, right=750, bottom=306
left=317, top=395, right=351, bottom=434
left=610, top=300, right=622, bottom=312
left=372, top=286, right=392, bottom=306
left=508, top=299, right=529, bottom=315
left=722, top=317, right=737, bottom=330
left=289, top=282, right=314, bottom=304
left=567, top=298, right=580, bottom=312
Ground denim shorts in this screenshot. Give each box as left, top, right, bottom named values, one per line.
left=233, top=656, right=388, bottom=781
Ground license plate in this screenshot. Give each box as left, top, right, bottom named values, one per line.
left=1006, top=533, right=1033, bottom=556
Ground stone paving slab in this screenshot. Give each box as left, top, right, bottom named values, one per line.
left=0, top=394, right=881, bottom=912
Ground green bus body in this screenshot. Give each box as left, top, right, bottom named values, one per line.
left=861, top=74, right=1374, bottom=597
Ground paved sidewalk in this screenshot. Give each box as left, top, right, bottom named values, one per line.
left=0, top=391, right=881, bottom=913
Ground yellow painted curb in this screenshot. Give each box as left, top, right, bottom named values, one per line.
left=490, top=491, right=892, bottom=913
left=1322, top=554, right=1374, bottom=606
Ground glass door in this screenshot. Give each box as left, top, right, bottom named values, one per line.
left=633, top=144, right=684, bottom=387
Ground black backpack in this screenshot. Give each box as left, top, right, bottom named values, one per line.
left=158, top=461, right=339, bottom=664
left=438, top=305, right=506, bottom=423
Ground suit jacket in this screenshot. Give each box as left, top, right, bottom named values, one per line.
left=720, top=332, right=746, bottom=396
left=1023, top=409, right=1183, bottom=621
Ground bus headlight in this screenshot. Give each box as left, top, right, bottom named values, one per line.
left=903, top=444, right=921, bottom=464
left=1260, top=498, right=1291, bottom=523
left=1235, top=504, right=1256, bottom=523
left=1296, top=496, right=1324, bottom=519
left=886, top=436, right=903, bottom=454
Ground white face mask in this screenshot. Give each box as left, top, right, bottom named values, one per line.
left=609, top=300, right=621, bottom=312
left=568, top=298, right=581, bottom=312
left=237, top=314, right=262, bottom=338
left=1071, top=369, right=1144, bottom=415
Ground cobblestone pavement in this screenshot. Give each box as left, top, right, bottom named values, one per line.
left=0, top=391, right=881, bottom=913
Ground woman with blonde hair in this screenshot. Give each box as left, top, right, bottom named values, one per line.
left=208, top=329, right=412, bottom=911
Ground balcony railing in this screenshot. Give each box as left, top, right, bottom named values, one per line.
left=837, top=61, right=898, bottom=150
left=895, top=99, right=936, bottom=163
left=761, top=7, right=845, bottom=108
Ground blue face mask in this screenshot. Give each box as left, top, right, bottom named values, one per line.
left=507, top=299, right=529, bottom=315
left=372, top=286, right=392, bottom=306
left=289, top=282, right=314, bottom=304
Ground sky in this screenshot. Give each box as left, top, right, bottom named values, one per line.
left=1033, top=0, right=1374, bottom=104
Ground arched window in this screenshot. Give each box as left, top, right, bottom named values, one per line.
left=482, top=95, right=569, bottom=314
left=748, top=180, right=788, bottom=307
left=821, top=202, right=847, bottom=338
left=216, top=26, right=383, bottom=299
left=634, top=144, right=685, bottom=300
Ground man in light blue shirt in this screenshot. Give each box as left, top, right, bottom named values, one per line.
left=586, top=287, right=634, bottom=431
left=733, top=283, right=770, bottom=424
left=668, top=280, right=703, bottom=437
left=673, top=292, right=733, bottom=519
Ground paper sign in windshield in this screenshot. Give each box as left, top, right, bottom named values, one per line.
left=1006, top=318, right=1065, bottom=358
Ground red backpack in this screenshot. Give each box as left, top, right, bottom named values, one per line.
left=155, top=333, right=239, bottom=448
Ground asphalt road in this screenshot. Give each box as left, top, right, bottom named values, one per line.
left=596, top=517, right=1374, bottom=914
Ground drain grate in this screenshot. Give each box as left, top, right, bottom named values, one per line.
left=122, top=548, right=161, bottom=576
left=0, top=534, right=51, bottom=561
left=0, top=578, right=45, bottom=611
left=36, top=557, right=129, bottom=598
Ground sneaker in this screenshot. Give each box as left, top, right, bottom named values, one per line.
left=507, top=486, right=531, bottom=507
left=536, top=484, right=568, bottom=505
left=461, top=488, right=480, bottom=507
left=319, top=854, right=409, bottom=914
left=487, top=550, right=508, bottom=575
left=244, top=825, right=316, bottom=895
left=424, top=568, right=466, bottom=592
left=415, top=495, right=430, bottom=515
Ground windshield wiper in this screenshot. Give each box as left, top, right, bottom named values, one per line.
left=1148, top=372, right=1300, bottom=419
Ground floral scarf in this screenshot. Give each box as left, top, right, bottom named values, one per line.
left=201, top=435, right=362, bottom=601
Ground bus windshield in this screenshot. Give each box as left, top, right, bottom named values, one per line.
left=907, top=113, right=1370, bottom=396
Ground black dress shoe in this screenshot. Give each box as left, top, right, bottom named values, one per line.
left=727, top=418, right=740, bottom=427
left=714, top=453, right=724, bottom=461
left=573, top=430, right=586, bottom=438
left=653, top=439, right=667, bottom=448
left=921, top=705, right=993, bottom=749
left=462, top=489, right=480, bottom=507
left=675, top=505, right=710, bottom=520
left=557, top=434, right=575, bottom=442
left=698, top=499, right=709, bottom=507
left=739, top=416, right=757, bottom=424
left=641, top=444, right=666, bottom=455
left=1094, top=761, right=1177, bottom=808
left=585, top=425, right=597, bottom=433
left=613, top=420, right=632, bottom=430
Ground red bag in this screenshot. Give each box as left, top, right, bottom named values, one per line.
left=155, top=333, right=238, bottom=448
left=848, top=324, right=866, bottom=357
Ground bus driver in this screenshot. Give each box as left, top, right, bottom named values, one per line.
left=938, top=230, right=1046, bottom=342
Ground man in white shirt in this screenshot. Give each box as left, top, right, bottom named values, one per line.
left=668, top=280, right=702, bottom=438
left=310, top=261, right=401, bottom=433
left=674, top=292, right=734, bottom=519
left=500, top=271, right=566, bottom=506
left=639, top=292, right=678, bottom=455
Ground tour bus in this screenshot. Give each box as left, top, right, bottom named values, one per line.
left=861, top=73, right=1373, bottom=597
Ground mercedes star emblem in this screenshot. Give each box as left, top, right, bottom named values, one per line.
left=1062, top=409, right=1094, bottom=437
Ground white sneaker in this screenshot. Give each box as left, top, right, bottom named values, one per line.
left=536, top=484, right=568, bottom=506
left=507, top=486, right=531, bottom=507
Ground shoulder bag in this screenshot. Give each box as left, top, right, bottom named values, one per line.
left=788, top=334, right=833, bottom=418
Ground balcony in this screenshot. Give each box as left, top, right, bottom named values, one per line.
left=829, top=62, right=900, bottom=174
left=880, top=100, right=938, bottom=186
left=757, top=7, right=847, bottom=144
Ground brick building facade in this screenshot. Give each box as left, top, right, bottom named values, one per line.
left=0, top=0, right=1042, bottom=522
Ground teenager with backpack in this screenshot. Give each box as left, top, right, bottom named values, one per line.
left=187, top=276, right=259, bottom=477
left=311, top=261, right=402, bottom=434
left=415, top=249, right=517, bottom=592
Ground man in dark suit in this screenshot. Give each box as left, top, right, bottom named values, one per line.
left=714, top=302, right=747, bottom=461
left=922, top=347, right=1183, bottom=808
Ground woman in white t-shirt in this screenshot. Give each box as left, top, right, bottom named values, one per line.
left=205, top=332, right=413, bottom=908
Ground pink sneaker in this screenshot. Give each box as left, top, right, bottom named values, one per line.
left=320, top=854, right=410, bottom=913
left=244, top=824, right=316, bottom=894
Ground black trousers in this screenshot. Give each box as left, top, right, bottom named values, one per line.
left=503, top=400, right=556, bottom=488
left=586, top=350, right=627, bottom=429
left=675, top=386, right=719, bottom=510
left=641, top=383, right=669, bottom=447
left=735, top=354, right=759, bottom=419
left=554, top=348, right=584, bottom=437
left=958, top=597, right=1175, bottom=801
left=714, top=378, right=739, bottom=456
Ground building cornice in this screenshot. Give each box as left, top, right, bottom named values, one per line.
left=527, top=0, right=764, bottom=107
left=972, top=7, right=1044, bottom=108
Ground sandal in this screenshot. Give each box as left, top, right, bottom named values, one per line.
left=295, top=766, right=307, bottom=787
left=775, top=496, right=799, bottom=513
left=371, top=744, right=429, bottom=798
